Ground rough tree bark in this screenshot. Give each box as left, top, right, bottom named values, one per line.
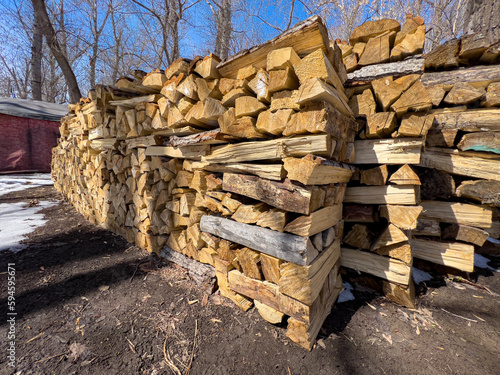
left=31, top=0, right=81, bottom=103
left=465, top=0, right=500, bottom=41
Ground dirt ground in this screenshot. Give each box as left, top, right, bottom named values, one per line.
left=1, top=186, right=499, bottom=375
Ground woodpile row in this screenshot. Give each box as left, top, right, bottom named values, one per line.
left=52, top=16, right=357, bottom=350
left=336, top=16, right=500, bottom=308
left=51, top=13, right=500, bottom=350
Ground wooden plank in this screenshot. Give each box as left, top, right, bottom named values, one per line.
left=222, top=173, right=322, bottom=215
left=344, top=185, right=419, bottom=205
left=340, top=248, right=411, bottom=285
left=217, top=16, right=332, bottom=79
left=200, top=216, right=318, bottom=265
left=419, top=147, right=500, bottom=181
left=420, top=200, right=493, bottom=229
left=353, top=139, right=423, bottom=164
left=203, top=134, right=333, bottom=163
left=411, top=239, right=474, bottom=272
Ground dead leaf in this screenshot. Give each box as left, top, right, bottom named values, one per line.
left=382, top=333, right=392, bottom=345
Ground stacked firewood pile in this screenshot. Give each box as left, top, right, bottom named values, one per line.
left=53, top=16, right=359, bottom=350
left=52, top=14, right=500, bottom=350
left=338, top=17, right=500, bottom=307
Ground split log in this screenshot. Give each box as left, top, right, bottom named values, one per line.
left=270, top=90, right=301, bottom=111
left=455, top=180, right=500, bottom=206
left=421, top=65, right=500, bottom=89
left=200, top=216, right=318, bottom=265
left=443, top=82, right=485, bottom=105
left=419, top=147, right=500, bottom=181
left=256, top=109, right=294, bottom=136
left=217, top=16, right=333, bottom=79
left=420, top=200, right=493, bottom=228
left=279, top=239, right=341, bottom=305
left=204, top=134, right=334, bottom=163
left=353, top=138, right=423, bottom=164
left=348, top=89, right=376, bottom=117
left=346, top=58, right=424, bottom=84
left=411, top=239, right=474, bottom=272
left=286, top=269, right=343, bottom=350
left=283, top=205, right=342, bottom=237
left=365, top=112, right=397, bottom=138
left=413, top=218, right=440, bottom=237
left=342, top=224, right=373, bottom=249
left=189, top=161, right=285, bottom=181
left=424, top=39, right=460, bottom=70
left=344, top=185, right=419, bottom=205
left=254, top=300, right=284, bottom=324
left=283, top=101, right=358, bottom=140
left=349, top=19, right=401, bottom=45
left=481, top=82, right=500, bottom=107
left=382, top=280, right=416, bottom=309
left=375, top=242, right=412, bottom=265
left=266, top=47, right=301, bottom=71
left=379, top=205, right=422, bottom=230
left=293, top=49, right=346, bottom=101
left=442, top=224, right=489, bottom=246
left=295, top=77, right=352, bottom=117
left=396, top=112, right=434, bottom=137
left=388, top=164, right=420, bottom=185
left=390, top=80, right=432, bottom=116
left=235, top=96, right=268, bottom=118
left=360, top=165, right=389, bottom=186
left=390, top=25, right=425, bottom=62
left=425, top=129, right=458, bottom=148
left=420, top=168, right=455, bottom=200
left=432, top=108, right=500, bottom=132
left=283, top=155, right=354, bottom=185
left=268, top=67, right=299, bottom=93
left=260, top=253, right=283, bottom=284
left=340, top=248, right=411, bottom=285
left=371, top=224, right=409, bottom=250
left=371, top=74, right=420, bottom=111
left=222, top=173, right=324, bottom=215
left=457, top=132, right=500, bottom=154
left=357, top=32, right=393, bottom=66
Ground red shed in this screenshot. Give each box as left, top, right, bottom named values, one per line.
left=0, top=98, right=67, bottom=173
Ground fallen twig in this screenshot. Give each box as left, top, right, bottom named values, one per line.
left=34, top=351, right=69, bottom=364
left=185, top=320, right=198, bottom=375
left=163, top=335, right=182, bottom=375
left=26, top=332, right=45, bottom=344
left=441, top=308, right=478, bottom=323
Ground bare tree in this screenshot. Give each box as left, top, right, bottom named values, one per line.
left=31, top=12, right=43, bottom=100
left=31, top=0, right=81, bottom=102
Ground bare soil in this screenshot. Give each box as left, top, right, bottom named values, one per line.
left=1, top=186, right=499, bottom=375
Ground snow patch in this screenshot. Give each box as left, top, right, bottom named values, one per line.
left=0, top=173, right=53, bottom=197
left=0, top=200, right=57, bottom=253
left=474, top=254, right=498, bottom=272
left=412, top=267, right=433, bottom=284
left=337, top=282, right=355, bottom=303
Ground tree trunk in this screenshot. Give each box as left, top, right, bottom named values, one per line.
left=214, top=0, right=231, bottom=59
left=31, top=0, right=81, bottom=103
left=465, top=0, right=500, bottom=41
left=31, top=16, right=43, bottom=101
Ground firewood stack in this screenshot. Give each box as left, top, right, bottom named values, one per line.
left=337, top=14, right=425, bottom=73
left=338, top=17, right=500, bottom=307
left=53, top=16, right=360, bottom=350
